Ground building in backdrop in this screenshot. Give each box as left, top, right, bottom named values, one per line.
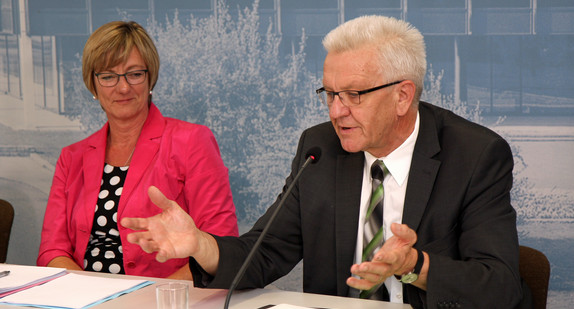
left=2, top=0, right=574, bottom=117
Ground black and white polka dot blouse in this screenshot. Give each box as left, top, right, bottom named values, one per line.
left=83, top=164, right=128, bottom=274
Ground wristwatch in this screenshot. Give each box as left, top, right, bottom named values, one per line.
left=396, top=248, right=424, bottom=284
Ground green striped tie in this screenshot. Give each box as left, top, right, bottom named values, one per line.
left=360, top=159, right=388, bottom=299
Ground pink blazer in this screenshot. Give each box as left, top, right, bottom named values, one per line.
left=37, top=103, right=238, bottom=277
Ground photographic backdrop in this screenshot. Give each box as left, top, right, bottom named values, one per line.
left=1, top=0, right=572, bottom=307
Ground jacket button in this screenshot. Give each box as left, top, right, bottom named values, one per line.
left=127, top=262, right=136, bottom=268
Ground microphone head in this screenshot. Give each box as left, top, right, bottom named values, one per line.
left=305, top=147, right=322, bottom=164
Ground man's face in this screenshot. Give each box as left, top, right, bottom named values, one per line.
left=323, top=47, right=405, bottom=157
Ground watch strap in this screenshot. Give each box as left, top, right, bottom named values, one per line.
left=412, top=248, right=424, bottom=274
left=395, top=248, right=424, bottom=283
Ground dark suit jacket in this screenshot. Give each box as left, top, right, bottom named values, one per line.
left=192, top=102, right=530, bottom=309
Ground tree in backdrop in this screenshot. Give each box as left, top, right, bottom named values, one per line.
left=422, top=66, right=572, bottom=227
left=64, top=0, right=571, bottom=226
left=65, top=0, right=326, bottom=224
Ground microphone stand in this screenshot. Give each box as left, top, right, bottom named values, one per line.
left=223, top=153, right=318, bottom=309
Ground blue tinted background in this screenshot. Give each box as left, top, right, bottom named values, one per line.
left=0, top=0, right=572, bottom=307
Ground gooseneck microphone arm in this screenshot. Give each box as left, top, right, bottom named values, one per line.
left=223, top=147, right=322, bottom=309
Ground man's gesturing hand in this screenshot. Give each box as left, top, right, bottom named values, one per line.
left=347, top=223, right=419, bottom=291
left=120, top=186, right=200, bottom=263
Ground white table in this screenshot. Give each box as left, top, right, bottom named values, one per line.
left=0, top=270, right=412, bottom=309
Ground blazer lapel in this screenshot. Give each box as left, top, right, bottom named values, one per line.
left=82, top=125, right=107, bottom=229
left=334, top=151, right=364, bottom=296
left=402, top=104, right=441, bottom=232
left=119, top=104, right=165, bottom=216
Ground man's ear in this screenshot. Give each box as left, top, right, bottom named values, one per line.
left=396, top=80, right=416, bottom=116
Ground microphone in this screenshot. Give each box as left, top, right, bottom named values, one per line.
left=223, top=147, right=322, bottom=309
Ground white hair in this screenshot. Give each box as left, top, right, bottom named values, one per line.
left=322, top=15, right=427, bottom=101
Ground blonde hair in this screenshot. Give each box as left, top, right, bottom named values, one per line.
left=322, top=15, right=426, bottom=101
left=82, top=21, right=159, bottom=96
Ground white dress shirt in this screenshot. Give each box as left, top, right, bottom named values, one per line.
left=353, top=111, right=420, bottom=303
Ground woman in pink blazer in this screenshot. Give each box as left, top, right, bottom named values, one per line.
left=37, top=21, right=238, bottom=279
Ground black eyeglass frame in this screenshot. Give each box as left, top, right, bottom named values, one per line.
left=94, top=69, right=149, bottom=87
left=315, top=80, right=404, bottom=107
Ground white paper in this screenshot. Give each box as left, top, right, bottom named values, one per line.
left=0, top=273, right=152, bottom=309
left=0, top=264, right=66, bottom=293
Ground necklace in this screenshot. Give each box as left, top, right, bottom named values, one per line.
left=124, top=147, right=136, bottom=166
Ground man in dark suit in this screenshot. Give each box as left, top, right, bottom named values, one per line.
left=122, top=15, right=531, bottom=308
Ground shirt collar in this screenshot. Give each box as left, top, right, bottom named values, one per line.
left=364, top=111, right=420, bottom=186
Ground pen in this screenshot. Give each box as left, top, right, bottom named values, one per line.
left=0, top=271, right=10, bottom=278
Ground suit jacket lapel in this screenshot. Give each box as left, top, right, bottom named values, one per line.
left=403, top=103, right=441, bottom=232
left=334, top=151, right=364, bottom=296
left=118, top=104, right=165, bottom=217
left=83, top=124, right=107, bottom=229
left=330, top=103, right=441, bottom=295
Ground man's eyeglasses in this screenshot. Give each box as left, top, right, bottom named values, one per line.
left=315, top=80, right=403, bottom=107
left=95, top=70, right=148, bottom=87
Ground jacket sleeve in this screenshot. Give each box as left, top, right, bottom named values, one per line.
left=37, top=149, right=77, bottom=266
left=410, top=137, right=527, bottom=309
left=195, top=129, right=310, bottom=289
left=181, top=125, right=238, bottom=237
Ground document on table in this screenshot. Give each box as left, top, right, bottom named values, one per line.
left=0, top=264, right=67, bottom=296
left=0, top=272, right=152, bottom=309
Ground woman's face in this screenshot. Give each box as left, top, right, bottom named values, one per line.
left=94, top=47, right=150, bottom=124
